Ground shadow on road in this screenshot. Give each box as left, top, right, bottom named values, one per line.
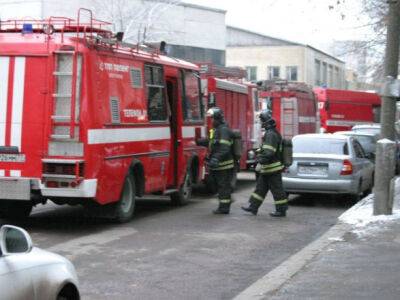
left=289, top=194, right=356, bottom=209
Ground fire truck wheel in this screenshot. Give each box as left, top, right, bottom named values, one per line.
left=171, top=170, right=192, bottom=206
left=113, top=174, right=136, bottom=223
left=0, top=201, right=32, bottom=219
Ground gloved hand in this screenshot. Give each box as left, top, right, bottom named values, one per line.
left=207, top=157, right=219, bottom=169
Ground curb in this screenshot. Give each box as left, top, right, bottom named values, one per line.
left=232, top=196, right=372, bottom=300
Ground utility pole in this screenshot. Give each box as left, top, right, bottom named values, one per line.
left=374, top=0, right=400, bottom=215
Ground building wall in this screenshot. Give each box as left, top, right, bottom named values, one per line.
left=227, top=45, right=345, bottom=88
left=305, top=47, right=345, bottom=89
left=226, top=45, right=306, bottom=82
left=0, top=0, right=227, bottom=65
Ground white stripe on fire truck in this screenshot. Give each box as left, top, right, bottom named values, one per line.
left=182, top=126, right=195, bottom=138
left=0, top=57, right=10, bottom=146
left=10, top=57, right=26, bottom=151
left=88, top=127, right=171, bottom=145
left=0, top=170, right=4, bottom=177
left=10, top=170, right=21, bottom=177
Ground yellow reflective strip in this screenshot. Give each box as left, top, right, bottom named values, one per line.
left=275, top=199, right=288, bottom=205
left=219, top=139, right=232, bottom=146
left=219, top=159, right=234, bottom=166
left=260, top=165, right=284, bottom=173
left=209, top=129, right=215, bottom=139
left=262, top=144, right=276, bottom=151
left=212, top=164, right=234, bottom=171
left=261, top=161, right=282, bottom=169
left=220, top=199, right=231, bottom=203
left=251, top=193, right=264, bottom=202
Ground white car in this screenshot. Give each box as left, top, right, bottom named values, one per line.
left=0, top=225, right=80, bottom=300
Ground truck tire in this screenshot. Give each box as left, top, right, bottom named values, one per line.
left=113, top=174, right=136, bottom=223
left=171, top=169, right=192, bottom=206
left=0, top=201, right=32, bottom=219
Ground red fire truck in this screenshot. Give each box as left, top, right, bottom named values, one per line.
left=199, top=64, right=260, bottom=173
left=258, top=80, right=319, bottom=139
left=0, top=10, right=207, bottom=222
left=314, top=88, right=381, bottom=133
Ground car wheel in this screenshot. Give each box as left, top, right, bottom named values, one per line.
left=112, top=174, right=136, bottom=223
left=0, top=201, right=32, bottom=219
left=57, top=283, right=80, bottom=300
left=171, top=169, right=192, bottom=206
left=350, top=181, right=363, bottom=202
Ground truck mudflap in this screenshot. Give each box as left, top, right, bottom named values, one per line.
left=0, top=178, right=30, bottom=200
left=39, top=179, right=97, bottom=198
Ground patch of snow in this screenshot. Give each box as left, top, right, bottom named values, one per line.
left=378, top=138, right=396, bottom=144
left=339, top=192, right=400, bottom=237
left=328, top=237, right=345, bottom=242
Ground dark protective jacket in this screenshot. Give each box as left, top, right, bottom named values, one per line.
left=257, top=127, right=284, bottom=174
left=208, top=123, right=234, bottom=171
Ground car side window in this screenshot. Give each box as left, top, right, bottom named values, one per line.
left=353, top=141, right=365, bottom=158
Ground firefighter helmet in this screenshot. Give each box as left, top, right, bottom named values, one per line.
left=207, top=107, right=224, bottom=122
left=259, top=109, right=276, bottom=128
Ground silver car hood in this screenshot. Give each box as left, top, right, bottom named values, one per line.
left=0, top=247, right=73, bottom=276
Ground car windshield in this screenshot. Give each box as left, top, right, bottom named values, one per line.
left=294, top=138, right=349, bottom=155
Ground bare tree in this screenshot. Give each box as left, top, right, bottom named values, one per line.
left=91, top=0, right=183, bottom=43
left=329, top=0, right=389, bottom=82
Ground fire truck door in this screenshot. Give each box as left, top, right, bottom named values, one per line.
left=166, top=78, right=181, bottom=186
left=281, top=97, right=299, bottom=139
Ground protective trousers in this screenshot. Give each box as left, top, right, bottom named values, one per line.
left=249, top=172, right=288, bottom=212
left=210, top=168, right=233, bottom=211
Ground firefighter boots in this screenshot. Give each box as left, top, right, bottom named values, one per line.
left=213, top=202, right=230, bottom=215
left=269, top=208, right=287, bottom=217
left=241, top=200, right=260, bottom=215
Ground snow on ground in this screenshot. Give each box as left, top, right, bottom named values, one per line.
left=339, top=190, right=400, bottom=238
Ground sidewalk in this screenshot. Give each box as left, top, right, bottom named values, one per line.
left=235, top=178, right=400, bottom=300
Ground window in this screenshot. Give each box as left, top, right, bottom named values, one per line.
left=353, top=141, right=365, bottom=158
left=322, top=62, right=327, bottom=86
left=130, top=67, right=142, bottom=88
left=267, top=66, right=280, bottom=80
left=182, top=71, right=203, bottom=122
left=246, top=66, right=257, bottom=81
left=328, top=65, right=334, bottom=87
left=286, top=66, right=298, bottom=81
left=294, top=138, right=349, bottom=155
left=314, top=59, right=321, bottom=86
left=145, top=65, right=168, bottom=122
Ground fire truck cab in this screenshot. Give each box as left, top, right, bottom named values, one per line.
left=0, top=10, right=207, bottom=222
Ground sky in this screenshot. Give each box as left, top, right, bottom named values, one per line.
left=183, top=0, right=371, bottom=52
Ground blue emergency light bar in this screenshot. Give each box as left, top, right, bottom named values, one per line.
left=22, top=23, right=33, bottom=34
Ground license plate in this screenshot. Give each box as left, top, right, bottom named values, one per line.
left=0, top=179, right=30, bottom=200
left=298, top=166, right=328, bottom=176
left=0, top=153, right=26, bottom=162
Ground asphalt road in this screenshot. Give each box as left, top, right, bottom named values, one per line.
left=0, top=172, right=352, bottom=300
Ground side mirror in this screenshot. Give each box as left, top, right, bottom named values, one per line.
left=0, top=225, right=33, bottom=255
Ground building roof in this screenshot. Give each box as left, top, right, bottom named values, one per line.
left=227, top=26, right=344, bottom=64
left=181, top=1, right=226, bottom=14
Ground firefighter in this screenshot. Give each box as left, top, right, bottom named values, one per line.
left=241, top=110, right=288, bottom=217
left=202, top=107, right=235, bottom=214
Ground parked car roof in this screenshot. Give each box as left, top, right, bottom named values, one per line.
left=334, top=131, right=379, bottom=137
left=294, top=133, right=349, bottom=140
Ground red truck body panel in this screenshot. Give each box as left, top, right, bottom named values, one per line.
left=314, top=88, right=381, bottom=133
left=0, top=16, right=207, bottom=207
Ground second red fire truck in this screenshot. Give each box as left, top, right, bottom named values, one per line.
left=0, top=10, right=207, bottom=222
